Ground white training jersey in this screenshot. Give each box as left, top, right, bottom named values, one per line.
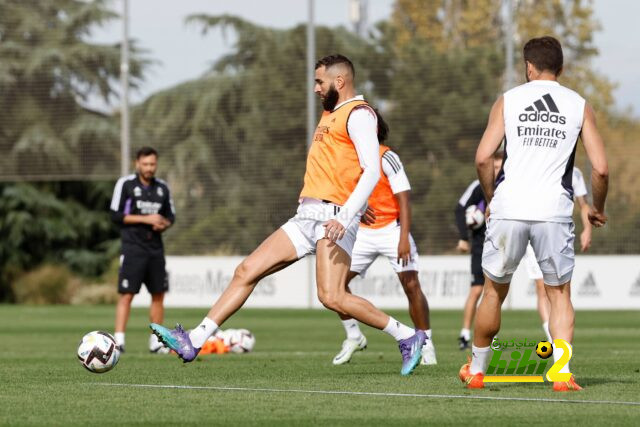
left=381, top=150, right=411, bottom=194
left=491, top=80, right=586, bottom=222
left=572, top=167, right=587, bottom=199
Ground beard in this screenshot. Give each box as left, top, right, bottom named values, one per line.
left=321, top=85, right=339, bottom=111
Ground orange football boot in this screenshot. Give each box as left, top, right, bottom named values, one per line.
left=459, top=359, right=485, bottom=389
left=553, top=375, right=583, bottom=392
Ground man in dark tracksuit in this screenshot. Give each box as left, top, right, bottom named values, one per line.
left=110, top=146, right=175, bottom=353
left=455, top=152, right=503, bottom=350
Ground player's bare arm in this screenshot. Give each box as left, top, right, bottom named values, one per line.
left=581, top=103, right=609, bottom=227
left=395, top=190, right=411, bottom=266
left=575, top=195, right=592, bottom=251
left=475, top=96, right=505, bottom=205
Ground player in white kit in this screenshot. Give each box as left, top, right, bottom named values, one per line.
left=459, top=37, right=608, bottom=391
left=523, top=167, right=592, bottom=342
left=332, top=110, right=436, bottom=366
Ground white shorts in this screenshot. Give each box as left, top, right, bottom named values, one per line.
left=482, top=219, right=574, bottom=286
left=350, top=221, right=419, bottom=277
left=523, top=244, right=543, bottom=280
left=281, top=198, right=361, bottom=259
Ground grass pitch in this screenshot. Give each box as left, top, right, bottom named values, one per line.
left=1, top=306, right=639, bottom=425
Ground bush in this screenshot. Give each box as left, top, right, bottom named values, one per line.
left=12, top=264, right=79, bottom=304
left=70, top=284, right=118, bottom=305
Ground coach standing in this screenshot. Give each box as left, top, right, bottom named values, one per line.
left=110, top=146, right=175, bottom=353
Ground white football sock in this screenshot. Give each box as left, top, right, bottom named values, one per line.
left=542, top=322, right=552, bottom=342
left=424, top=329, right=432, bottom=340
left=149, top=333, right=162, bottom=350
left=383, top=317, right=415, bottom=341
left=470, top=345, right=491, bottom=374
left=114, top=332, right=125, bottom=347
left=460, top=328, right=471, bottom=341
left=553, top=342, right=571, bottom=374
left=341, top=319, right=363, bottom=340
left=189, top=317, right=219, bottom=348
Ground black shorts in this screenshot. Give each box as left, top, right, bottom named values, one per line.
left=118, top=251, right=168, bottom=294
left=471, top=250, right=484, bottom=286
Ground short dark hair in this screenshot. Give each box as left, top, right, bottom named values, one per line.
left=315, top=54, right=355, bottom=78
left=136, top=146, right=158, bottom=159
left=523, top=36, right=563, bottom=76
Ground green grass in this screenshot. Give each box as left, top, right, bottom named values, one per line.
left=1, top=306, right=639, bottom=426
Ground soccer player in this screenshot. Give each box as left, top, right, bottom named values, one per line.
left=524, top=166, right=592, bottom=342
left=455, top=152, right=503, bottom=350
left=458, top=36, right=608, bottom=391
left=110, top=146, right=175, bottom=353
left=332, top=110, right=436, bottom=366
left=151, top=54, right=426, bottom=376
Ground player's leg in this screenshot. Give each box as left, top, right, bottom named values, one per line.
left=150, top=228, right=300, bottom=362
left=459, top=251, right=484, bottom=349
left=460, top=219, right=528, bottom=388
left=533, top=221, right=581, bottom=391
left=145, top=255, right=170, bottom=353
left=114, top=251, right=145, bottom=352
left=332, top=270, right=368, bottom=365
left=525, top=244, right=551, bottom=340
left=459, top=283, right=483, bottom=350
left=535, top=279, right=552, bottom=341
left=316, top=238, right=425, bottom=375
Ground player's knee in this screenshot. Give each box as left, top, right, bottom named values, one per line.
left=318, top=291, right=342, bottom=312
left=400, top=275, right=422, bottom=297
left=233, top=260, right=256, bottom=285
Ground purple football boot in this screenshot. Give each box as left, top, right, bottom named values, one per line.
left=149, top=323, right=199, bottom=362
left=399, top=330, right=426, bottom=376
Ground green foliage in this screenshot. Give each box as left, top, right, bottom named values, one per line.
left=0, top=0, right=148, bottom=179
left=11, top=263, right=77, bottom=304
left=0, top=182, right=119, bottom=300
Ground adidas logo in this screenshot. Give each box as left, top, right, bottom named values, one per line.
left=519, top=93, right=566, bottom=124
left=630, top=273, right=640, bottom=296
left=577, top=272, right=600, bottom=297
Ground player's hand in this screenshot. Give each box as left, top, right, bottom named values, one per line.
left=323, top=219, right=346, bottom=242
left=360, top=207, right=376, bottom=225
left=397, top=236, right=411, bottom=267
left=153, top=218, right=172, bottom=232
left=146, top=214, right=167, bottom=229
left=580, top=229, right=592, bottom=252
left=588, top=207, right=607, bottom=227
left=457, top=239, right=470, bottom=253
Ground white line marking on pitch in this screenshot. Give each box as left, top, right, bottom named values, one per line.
left=95, top=383, right=640, bottom=406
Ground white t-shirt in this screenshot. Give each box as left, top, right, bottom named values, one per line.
left=381, top=150, right=411, bottom=194
left=491, top=80, right=586, bottom=222
left=572, top=167, right=587, bottom=199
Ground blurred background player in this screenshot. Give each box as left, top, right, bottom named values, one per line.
left=110, top=146, right=175, bottom=353
left=150, top=54, right=426, bottom=376
left=524, top=166, right=592, bottom=342
left=459, top=36, right=608, bottom=391
left=455, top=152, right=503, bottom=350
left=332, top=110, right=436, bottom=366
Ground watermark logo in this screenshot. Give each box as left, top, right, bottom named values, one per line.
left=483, top=338, right=573, bottom=383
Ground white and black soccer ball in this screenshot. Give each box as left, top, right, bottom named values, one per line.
left=465, top=205, right=485, bottom=230
left=77, top=331, right=120, bottom=373
left=224, top=328, right=256, bottom=354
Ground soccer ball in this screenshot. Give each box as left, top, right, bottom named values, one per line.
left=77, top=331, right=120, bottom=373
left=224, top=328, right=256, bottom=354
left=465, top=205, right=485, bottom=230
left=535, top=341, right=553, bottom=359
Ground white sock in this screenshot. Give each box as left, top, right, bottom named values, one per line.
left=460, top=328, right=471, bottom=341
left=383, top=317, right=415, bottom=341
left=424, top=329, right=432, bottom=340
left=149, top=333, right=162, bottom=350
left=188, top=317, right=219, bottom=348
left=470, top=345, right=491, bottom=374
left=341, top=319, right=363, bottom=340
left=542, top=322, right=552, bottom=342
left=114, top=332, right=125, bottom=347
left=553, top=342, right=571, bottom=374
